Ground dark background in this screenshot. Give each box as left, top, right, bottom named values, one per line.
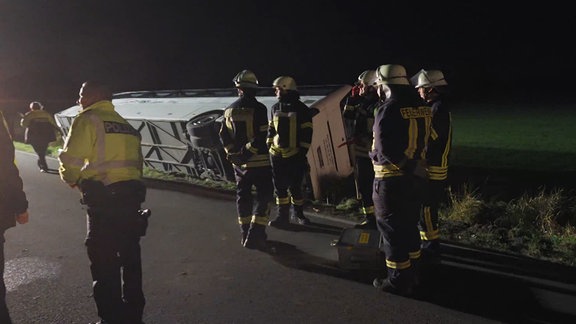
left=0, top=1, right=574, bottom=113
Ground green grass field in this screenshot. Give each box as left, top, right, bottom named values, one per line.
left=451, top=103, right=576, bottom=171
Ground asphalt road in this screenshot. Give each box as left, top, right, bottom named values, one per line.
left=4, top=151, right=575, bottom=324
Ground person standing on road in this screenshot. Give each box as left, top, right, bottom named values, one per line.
left=58, top=81, right=148, bottom=324
left=218, top=70, right=274, bottom=250
left=0, top=110, right=29, bottom=324
left=20, top=101, right=61, bottom=172
left=342, top=70, right=379, bottom=229
left=412, top=69, right=452, bottom=260
left=370, top=64, right=432, bottom=296
left=267, top=76, right=314, bottom=228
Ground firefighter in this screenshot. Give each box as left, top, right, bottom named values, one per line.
left=58, top=81, right=148, bottom=324
left=20, top=101, right=61, bottom=172
left=412, top=69, right=452, bottom=260
left=0, top=111, right=29, bottom=324
left=342, top=70, right=379, bottom=229
left=267, top=76, right=313, bottom=228
left=218, top=70, right=274, bottom=250
left=370, top=64, right=432, bottom=296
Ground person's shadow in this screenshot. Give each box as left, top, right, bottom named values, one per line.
left=264, top=240, right=381, bottom=285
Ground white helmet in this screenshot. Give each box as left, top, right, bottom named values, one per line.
left=233, top=70, right=259, bottom=88
left=30, top=101, right=44, bottom=110
left=272, top=76, right=297, bottom=91
left=357, top=70, right=378, bottom=87
left=375, top=64, right=409, bottom=85
left=412, top=69, right=448, bottom=88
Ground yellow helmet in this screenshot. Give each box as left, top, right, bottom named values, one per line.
left=233, top=70, right=259, bottom=88
left=272, top=76, right=297, bottom=91
left=413, top=69, right=448, bottom=88
left=357, top=70, right=378, bottom=87
left=375, top=64, right=409, bottom=85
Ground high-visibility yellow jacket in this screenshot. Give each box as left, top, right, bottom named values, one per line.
left=58, top=100, right=143, bottom=186
left=20, top=109, right=58, bottom=129
left=20, top=109, right=60, bottom=144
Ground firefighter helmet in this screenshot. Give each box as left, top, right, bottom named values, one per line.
left=413, top=69, right=448, bottom=88
left=357, top=70, right=378, bottom=87
left=30, top=101, right=44, bottom=110
left=233, top=70, right=259, bottom=88
left=375, top=64, right=409, bottom=85
left=272, top=76, right=297, bottom=91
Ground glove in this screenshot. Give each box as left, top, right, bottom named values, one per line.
left=350, top=85, right=361, bottom=98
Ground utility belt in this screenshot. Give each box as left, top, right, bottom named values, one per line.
left=81, top=179, right=151, bottom=236
left=80, top=179, right=146, bottom=207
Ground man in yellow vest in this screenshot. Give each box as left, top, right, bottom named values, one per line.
left=20, top=101, right=61, bottom=172
left=58, top=81, right=148, bottom=324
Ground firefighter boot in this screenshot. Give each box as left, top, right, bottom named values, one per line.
left=354, top=213, right=377, bottom=229
left=373, top=267, right=414, bottom=297
left=291, top=204, right=311, bottom=225
left=240, top=223, right=250, bottom=246
left=421, top=239, right=441, bottom=265
left=268, top=204, right=291, bottom=229
left=244, top=223, right=268, bottom=250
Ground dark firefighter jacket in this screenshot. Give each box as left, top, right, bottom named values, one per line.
left=219, top=94, right=271, bottom=168
left=342, top=93, right=379, bottom=158
left=267, top=91, right=313, bottom=159
left=0, top=111, right=28, bottom=232
left=426, top=99, right=452, bottom=181
left=370, top=85, right=432, bottom=178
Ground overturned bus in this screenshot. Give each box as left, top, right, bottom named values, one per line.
left=54, top=85, right=354, bottom=201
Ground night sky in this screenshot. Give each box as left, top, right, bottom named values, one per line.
left=0, top=1, right=574, bottom=107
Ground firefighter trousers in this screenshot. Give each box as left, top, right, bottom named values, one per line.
left=234, top=165, right=274, bottom=221
left=419, top=179, right=448, bottom=248
left=271, top=155, right=307, bottom=208
left=373, top=174, right=426, bottom=290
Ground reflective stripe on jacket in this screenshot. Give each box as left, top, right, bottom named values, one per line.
left=342, top=95, right=378, bottom=158
left=218, top=94, right=271, bottom=168
left=426, top=99, right=452, bottom=181
left=370, top=86, right=432, bottom=178
left=267, top=92, right=313, bottom=158
left=58, top=100, right=143, bottom=186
